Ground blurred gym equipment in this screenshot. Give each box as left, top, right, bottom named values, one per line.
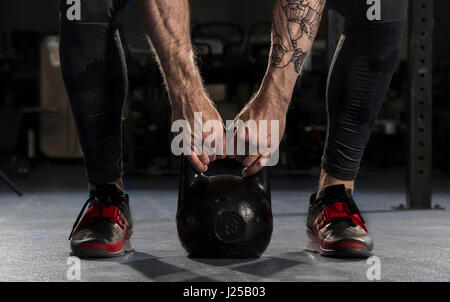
left=405, top=0, right=434, bottom=209
left=40, top=36, right=82, bottom=158
left=0, top=108, right=23, bottom=196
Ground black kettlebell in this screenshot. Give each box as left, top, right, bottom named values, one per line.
left=176, top=157, right=273, bottom=258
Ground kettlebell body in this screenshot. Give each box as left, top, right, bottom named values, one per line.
left=176, top=158, right=273, bottom=258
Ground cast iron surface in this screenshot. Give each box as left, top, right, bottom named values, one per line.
left=177, top=157, right=273, bottom=258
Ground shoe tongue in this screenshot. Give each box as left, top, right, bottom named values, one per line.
left=316, top=184, right=350, bottom=200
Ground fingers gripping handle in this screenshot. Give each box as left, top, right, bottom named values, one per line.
left=179, top=157, right=271, bottom=202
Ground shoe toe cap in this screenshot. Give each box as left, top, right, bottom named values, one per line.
left=321, top=222, right=374, bottom=251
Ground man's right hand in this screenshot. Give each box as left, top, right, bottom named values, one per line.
left=171, top=90, right=226, bottom=173
left=137, top=0, right=227, bottom=172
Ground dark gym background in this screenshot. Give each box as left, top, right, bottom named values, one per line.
left=0, top=0, right=449, bottom=178
left=0, top=0, right=450, bottom=282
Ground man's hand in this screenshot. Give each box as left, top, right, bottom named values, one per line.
left=171, top=89, right=226, bottom=173
left=229, top=83, right=288, bottom=176
left=230, top=0, right=326, bottom=176
left=138, top=0, right=226, bottom=173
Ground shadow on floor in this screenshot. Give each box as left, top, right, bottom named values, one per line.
left=120, top=252, right=219, bottom=281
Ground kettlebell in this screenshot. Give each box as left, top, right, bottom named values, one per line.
left=176, top=157, right=273, bottom=258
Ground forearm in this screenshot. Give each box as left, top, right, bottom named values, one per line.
left=261, top=0, right=326, bottom=106
left=138, top=0, right=203, bottom=103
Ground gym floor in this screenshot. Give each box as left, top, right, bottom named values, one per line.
left=1, top=164, right=449, bottom=282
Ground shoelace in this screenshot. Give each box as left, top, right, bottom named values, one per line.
left=344, top=198, right=366, bottom=224
left=68, top=197, right=93, bottom=240
left=316, top=196, right=366, bottom=226
left=68, top=194, right=120, bottom=240
left=330, top=199, right=367, bottom=231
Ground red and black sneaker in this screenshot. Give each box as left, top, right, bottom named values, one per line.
left=305, top=184, right=373, bottom=258
left=69, top=184, right=134, bottom=258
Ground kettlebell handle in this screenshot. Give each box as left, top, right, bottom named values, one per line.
left=181, top=156, right=269, bottom=182
left=179, top=156, right=271, bottom=199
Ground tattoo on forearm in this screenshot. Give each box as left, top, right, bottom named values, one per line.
left=270, top=0, right=325, bottom=73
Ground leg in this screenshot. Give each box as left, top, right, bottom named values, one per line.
left=320, top=0, right=408, bottom=192
left=305, top=0, right=408, bottom=258
left=60, top=0, right=134, bottom=258
left=59, top=0, right=129, bottom=189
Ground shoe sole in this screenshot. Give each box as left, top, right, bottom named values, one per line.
left=305, top=227, right=373, bottom=258
left=70, top=228, right=134, bottom=258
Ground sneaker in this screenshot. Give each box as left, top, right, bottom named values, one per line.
left=69, top=184, right=134, bottom=258
left=305, top=184, right=373, bottom=258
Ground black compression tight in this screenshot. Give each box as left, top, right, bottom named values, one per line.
left=59, top=0, right=132, bottom=184
left=322, top=0, right=408, bottom=180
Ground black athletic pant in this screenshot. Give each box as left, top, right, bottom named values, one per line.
left=59, top=0, right=133, bottom=184
left=59, top=0, right=407, bottom=184
left=323, top=0, right=408, bottom=180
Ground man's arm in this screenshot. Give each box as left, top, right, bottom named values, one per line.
left=138, top=0, right=226, bottom=172
left=232, top=0, right=326, bottom=176
left=138, top=0, right=200, bottom=99
left=267, top=0, right=326, bottom=103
